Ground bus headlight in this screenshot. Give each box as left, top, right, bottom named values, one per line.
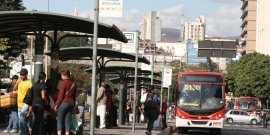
left=182, top=116, right=185, bottom=119
left=215, top=117, right=218, bottom=120
left=219, top=114, right=222, bottom=117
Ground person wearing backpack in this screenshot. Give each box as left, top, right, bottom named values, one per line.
left=144, top=86, right=161, bottom=135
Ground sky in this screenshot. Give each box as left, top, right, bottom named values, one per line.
left=22, top=0, right=242, bottom=37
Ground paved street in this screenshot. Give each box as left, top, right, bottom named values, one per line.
left=170, top=123, right=270, bottom=135
left=1, top=122, right=270, bottom=135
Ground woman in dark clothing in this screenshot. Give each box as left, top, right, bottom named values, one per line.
left=31, top=72, right=48, bottom=135
left=55, top=70, right=77, bottom=135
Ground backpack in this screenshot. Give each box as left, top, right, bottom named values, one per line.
left=144, top=92, right=157, bottom=110
left=23, top=85, right=34, bottom=105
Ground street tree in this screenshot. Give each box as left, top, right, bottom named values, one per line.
left=225, top=52, right=270, bottom=108
left=48, top=32, right=89, bottom=48
left=0, top=0, right=28, bottom=77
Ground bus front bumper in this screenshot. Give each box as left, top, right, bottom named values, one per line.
left=176, top=117, right=224, bottom=129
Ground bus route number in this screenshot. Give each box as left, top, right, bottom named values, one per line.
left=184, top=84, right=200, bottom=91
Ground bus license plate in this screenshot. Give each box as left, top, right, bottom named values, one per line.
left=213, top=123, right=221, bottom=126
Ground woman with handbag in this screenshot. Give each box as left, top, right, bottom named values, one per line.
left=31, top=72, right=49, bottom=135
left=55, top=70, right=77, bottom=135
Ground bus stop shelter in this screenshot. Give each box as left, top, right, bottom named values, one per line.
left=0, top=11, right=128, bottom=86
left=45, top=48, right=151, bottom=126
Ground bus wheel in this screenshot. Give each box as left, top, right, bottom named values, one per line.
left=177, top=127, right=188, bottom=134
left=227, top=118, right=233, bottom=124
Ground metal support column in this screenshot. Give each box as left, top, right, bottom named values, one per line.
left=132, top=32, right=139, bottom=133
left=90, top=0, right=99, bottom=134
left=50, top=29, right=59, bottom=88
left=30, top=36, right=33, bottom=82
left=119, top=77, right=124, bottom=125
left=34, top=40, right=45, bottom=82
left=151, top=54, right=154, bottom=85
left=167, top=85, right=170, bottom=122
left=160, top=70, right=164, bottom=112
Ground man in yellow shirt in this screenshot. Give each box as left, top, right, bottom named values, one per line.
left=13, top=69, right=32, bottom=135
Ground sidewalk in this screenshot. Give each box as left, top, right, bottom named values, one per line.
left=0, top=119, right=175, bottom=135
left=81, top=119, right=175, bottom=135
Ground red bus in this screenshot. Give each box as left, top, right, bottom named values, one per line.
left=235, top=96, right=257, bottom=115
left=175, top=71, right=225, bottom=135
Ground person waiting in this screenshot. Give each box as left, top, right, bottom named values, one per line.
left=77, top=89, right=87, bottom=126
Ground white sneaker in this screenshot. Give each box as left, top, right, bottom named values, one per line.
left=3, top=130, right=9, bottom=133
left=10, top=130, right=18, bottom=133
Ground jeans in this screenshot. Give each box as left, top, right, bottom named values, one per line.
left=57, top=102, right=74, bottom=132
left=18, top=104, right=30, bottom=135
left=263, top=119, right=267, bottom=127
left=144, top=109, right=157, bottom=133
left=97, top=105, right=106, bottom=129
left=78, top=106, right=85, bottom=126
left=32, top=104, right=44, bottom=135
left=6, top=106, right=19, bottom=132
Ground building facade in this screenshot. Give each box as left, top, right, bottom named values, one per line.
left=184, top=15, right=206, bottom=43
left=240, top=0, right=257, bottom=55
left=256, top=0, right=270, bottom=55
left=141, top=11, right=162, bottom=43
left=156, top=40, right=175, bottom=54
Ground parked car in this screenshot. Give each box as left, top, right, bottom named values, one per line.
left=225, top=109, right=261, bottom=125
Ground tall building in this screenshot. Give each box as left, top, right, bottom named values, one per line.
left=240, top=0, right=257, bottom=55
left=256, top=0, right=270, bottom=56
left=141, top=11, right=162, bottom=43
left=184, top=15, right=206, bottom=43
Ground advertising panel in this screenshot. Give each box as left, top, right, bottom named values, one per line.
left=141, top=55, right=152, bottom=71
left=121, top=32, right=138, bottom=53
left=99, top=0, right=123, bottom=18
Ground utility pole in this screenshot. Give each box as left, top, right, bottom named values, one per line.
left=132, top=31, right=139, bottom=133
left=151, top=54, right=154, bottom=85
left=90, top=0, right=99, bottom=135
left=45, top=0, right=49, bottom=80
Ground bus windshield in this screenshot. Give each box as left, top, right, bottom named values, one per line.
left=177, top=83, right=224, bottom=110
left=240, top=101, right=256, bottom=111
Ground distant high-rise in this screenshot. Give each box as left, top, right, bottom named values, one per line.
left=240, top=0, right=257, bottom=55
left=184, top=15, right=206, bottom=43
left=256, top=0, right=270, bottom=55
left=141, top=11, right=162, bottom=43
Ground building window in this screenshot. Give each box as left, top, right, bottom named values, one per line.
left=226, top=58, right=229, bottom=61
left=217, top=62, right=219, bottom=65
left=226, top=63, right=228, bottom=65
left=225, top=67, right=227, bottom=70
left=216, top=57, right=220, bottom=60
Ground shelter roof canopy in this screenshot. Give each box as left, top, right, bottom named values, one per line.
left=44, top=47, right=150, bottom=64
left=0, top=11, right=127, bottom=43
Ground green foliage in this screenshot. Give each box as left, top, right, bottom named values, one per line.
left=59, top=63, right=92, bottom=91
left=225, top=52, right=270, bottom=107
left=0, top=0, right=26, bottom=11
left=48, top=32, right=89, bottom=48
left=198, top=61, right=218, bottom=70
left=0, top=35, right=28, bottom=59
left=0, top=38, right=9, bottom=51
left=0, top=0, right=28, bottom=75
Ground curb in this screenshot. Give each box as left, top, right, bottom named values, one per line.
left=157, top=125, right=176, bottom=135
